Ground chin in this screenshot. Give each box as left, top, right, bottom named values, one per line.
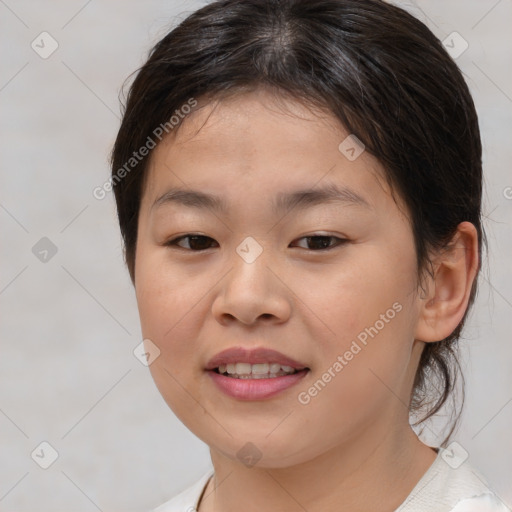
left=206, top=432, right=313, bottom=469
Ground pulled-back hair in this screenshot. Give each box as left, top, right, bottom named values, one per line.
left=110, top=0, right=485, bottom=444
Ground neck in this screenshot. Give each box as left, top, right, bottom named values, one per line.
left=199, top=418, right=437, bottom=512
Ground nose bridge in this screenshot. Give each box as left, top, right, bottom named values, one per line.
left=235, top=235, right=266, bottom=266
left=212, top=234, right=290, bottom=325
left=228, top=235, right=271, bottom=294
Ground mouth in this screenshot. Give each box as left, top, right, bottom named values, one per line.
left=211, top=362, right=308, bottom=379
left=205, top=347, right=310, bottom=400
left=207, top=366, right=309, bottom=400
left=205, top=346, right=308, bottom=372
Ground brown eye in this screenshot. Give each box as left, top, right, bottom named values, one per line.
left=165, top=234, right=347, bottom=252
left=166, top=235, right=219, bottom=251
left=291, top=235, right=347, bottom=251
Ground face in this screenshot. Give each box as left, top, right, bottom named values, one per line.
left=135, top=88, right=424, bottom=468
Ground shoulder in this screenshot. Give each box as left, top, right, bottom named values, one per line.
left=396, top=447, right=511, bottom=512
left=449, top=493, right=511, bottom=512
left=152, top=470, right=214, bottom=512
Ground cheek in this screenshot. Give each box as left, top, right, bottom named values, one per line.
left=295, top=306, right=414, bottom=436
left=293, top=246, right=417, bottom=398
left=293, top=247, right=415, bottom=342
left=135, top=258, right=207, bottom=419
left=135, top=251, right=196, bottom=358
left=136, top=244, right=186, bottom=324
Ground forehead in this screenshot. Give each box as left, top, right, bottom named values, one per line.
left=141, top=89, right=395, bottom=216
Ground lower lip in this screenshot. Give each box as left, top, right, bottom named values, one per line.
left=207, top=369, right=309, bottom=400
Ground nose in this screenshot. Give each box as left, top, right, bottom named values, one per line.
left=211, top=245, right=292, bottom=326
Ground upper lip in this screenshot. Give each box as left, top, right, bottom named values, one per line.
left=205, top=347, right=308, bottom=371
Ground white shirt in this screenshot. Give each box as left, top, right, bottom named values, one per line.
left=153, top=449, right=510, bottom=512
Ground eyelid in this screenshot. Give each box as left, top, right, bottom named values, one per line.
left=291, top=234, right=348, bottom=250
left=164, top=233, right=348, bottom=251
left=288, top=232, right=349, bottom=252
left=164, top=234, right=218, bottom=251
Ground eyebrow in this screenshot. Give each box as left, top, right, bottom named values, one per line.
left=151, top=182, right=372, bottom=216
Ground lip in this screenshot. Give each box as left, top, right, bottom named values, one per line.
left=205, top=346, right=307, bottom=371
left=207, top=368, right=309, bottom=400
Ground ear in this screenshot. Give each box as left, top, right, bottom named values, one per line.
left=414, top=221, right=480, bottom=343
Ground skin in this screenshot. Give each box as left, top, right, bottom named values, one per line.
left=134, top=88, right=479, bottom=512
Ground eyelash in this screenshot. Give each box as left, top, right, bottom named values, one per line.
left=164, top=234, right=348, bottom=252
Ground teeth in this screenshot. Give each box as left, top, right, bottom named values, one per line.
left=217, top=362, right=300, bottom=378
left=235, top=362, right=252, bottom=375
left=251, top=363, right=269, bottom=374
left=269, top=363, right=281, bottom=373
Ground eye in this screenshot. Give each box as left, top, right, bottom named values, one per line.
left=291, top=235, right=347, bottom=251
left=165, top=234, right=347, bottom=252
left=165, top=234, right=218, bottom=251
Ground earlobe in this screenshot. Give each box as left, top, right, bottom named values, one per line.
left=414, top=222, right=479, bottom=343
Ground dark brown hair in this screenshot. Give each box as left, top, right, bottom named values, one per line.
left=110, top=0, right=485, bottom=444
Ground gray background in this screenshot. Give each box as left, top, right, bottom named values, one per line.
left=1, top=1, right=511, bottom=510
